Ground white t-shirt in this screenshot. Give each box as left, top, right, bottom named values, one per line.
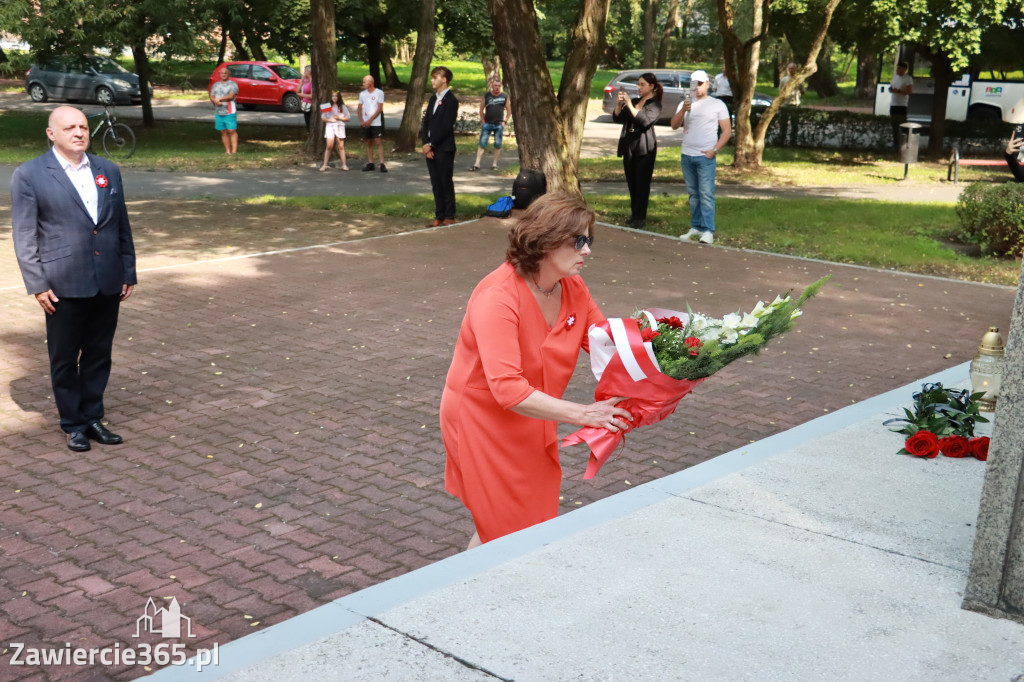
left=714, top=73, right=731, bottom=97
left=890, top=73, right=913, bottom=107
left=677, top=97, right=730, bottom=157
left=358, top=88, right=385, bottom=126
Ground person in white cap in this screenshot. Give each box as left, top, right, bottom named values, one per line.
left=670, top=69, right=731, bottom=245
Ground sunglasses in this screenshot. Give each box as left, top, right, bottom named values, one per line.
left=571, top=234, right=594, bottom=250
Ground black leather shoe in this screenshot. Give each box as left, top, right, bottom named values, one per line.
left=85, top=422, right=123, bottom=445
left=67, top=431, right=91, bottom=452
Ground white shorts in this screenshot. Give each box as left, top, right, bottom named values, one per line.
left=324, top=122, right=346, bottom=139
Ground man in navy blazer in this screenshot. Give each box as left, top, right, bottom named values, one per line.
left=421, top=66, right=459, bottom=227
left=11, top=106, right=137, bottom=452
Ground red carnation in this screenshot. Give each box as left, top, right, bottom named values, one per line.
left=658, top=316, right=685, bottom=329
left=640, top=328, right=660, bottom=342
left=939, top=434, right=969, bottom=458
left=684, top=336, right=701, bottom=356
left=904, top=430, right=940, bottom=458
left=969, top=437, right=990, bottom=461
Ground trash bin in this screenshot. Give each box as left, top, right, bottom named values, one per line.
left=899, top=122, right=922, bottom=164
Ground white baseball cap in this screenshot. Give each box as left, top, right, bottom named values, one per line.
left=690, top=70, right=709, bottom=83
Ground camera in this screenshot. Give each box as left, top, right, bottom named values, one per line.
left=1015, top=123, right=1024, bottom=137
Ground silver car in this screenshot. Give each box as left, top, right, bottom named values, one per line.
left=601, top=68, right=773, bottom=123
left=25, top=55, right=149, bottom=106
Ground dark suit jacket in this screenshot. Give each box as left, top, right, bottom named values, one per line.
left=614, top=98, right=662, bottom=158
left=420, top=91, right=459, bottom=153
left=11, top=150, right=136, bottom=298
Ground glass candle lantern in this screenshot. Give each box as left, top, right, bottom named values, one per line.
left=970, top=326, right=1005, bottom=412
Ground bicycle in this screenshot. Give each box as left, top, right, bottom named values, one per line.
left=50, top=106, right=137, bottom=160
left=47, top=106, right=137, bottom=160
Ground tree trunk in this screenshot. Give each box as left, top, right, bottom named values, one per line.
left=131, top=43, right=155, bottom=127
left=559, top=0, right=612, bottom=191
left=229, top=33, right=249, bottom=61
left=394, top=0, right=435, bottom=152
left=217, top=30, right=228, bottom=64
left=382, top=51, right=401, bottom=88
left=0, top=46, right=7, bottom=63
left=642, top=0, right=657, bottom=68
left=481, top=53, right=501, bottom=84
left=925, top=50, right=953, bottom=159
left=305, top=0, right=337, bottom=157
left=366, top=34, right=383, bottom=88
left=805, top=40, right=839, bottom=97
left=723, top=0, right=841, bottom=169
left=656, top=0, right=680, bottom=68
left=490, top=0, right=609, bottom=196
left=719, top=0, right=768, bottom=169
left=854, top=47, right=876, bottom=99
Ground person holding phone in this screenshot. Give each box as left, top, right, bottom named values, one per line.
left=1006, top=126, right=1024, bottom=182
left=613, top=72, right=662, bottom=229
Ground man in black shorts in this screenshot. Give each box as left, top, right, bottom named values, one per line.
left=357, top=75, right=388, bottom=173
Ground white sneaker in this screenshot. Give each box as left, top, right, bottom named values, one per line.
left=699, top=231, right=714, bottom=245
left=680, top=229, right=702, bottom=242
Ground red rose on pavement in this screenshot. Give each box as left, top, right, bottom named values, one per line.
left=641, top=328, right=660, bottom=342
left=939, top=434, right=969, bottom=458
left=684, top=336, right=701, bottom=356
left=969, top=437, right=990, bottom=461
left=905, top=430, right=940, bottom=458
left=658, top=316, right=685, bottom=329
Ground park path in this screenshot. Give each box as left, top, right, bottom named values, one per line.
left=0, top=195, right=1015, bottom=678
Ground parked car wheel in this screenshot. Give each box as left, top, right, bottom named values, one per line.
left=96, top=86, right=115, bottom=105
left=281, top=92, right=301, bottom=113
left=28, top=83, right=48, bottom=103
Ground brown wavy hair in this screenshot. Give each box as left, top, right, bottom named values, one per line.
left=505, top=192, right=596, bottom=276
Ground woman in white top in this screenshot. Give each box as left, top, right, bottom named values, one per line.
left=320, top=91, right=351, bottom=172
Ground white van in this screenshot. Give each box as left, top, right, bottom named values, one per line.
left=874, top=49, right=1024, bottom=125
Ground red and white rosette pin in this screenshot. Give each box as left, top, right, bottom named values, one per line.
left=95, top=175, right=109, bottom=188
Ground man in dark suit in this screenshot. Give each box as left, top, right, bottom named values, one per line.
left=421, top=66, right=459, bottom=227
left=11, top=106, right=137, bottom=452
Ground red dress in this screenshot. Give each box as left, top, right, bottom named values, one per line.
left=441, top=262, right=604, bottom=543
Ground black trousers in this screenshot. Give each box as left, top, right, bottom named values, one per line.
left=890, top=106, right=908, bottom=152
left=45, top=294, right=121, bottom=433
left=427, top=149, right=456, bottom=220
left=623, top=149, right=657, bottom=221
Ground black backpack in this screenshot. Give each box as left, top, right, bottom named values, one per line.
left=511, top=169, right=547, bottom=210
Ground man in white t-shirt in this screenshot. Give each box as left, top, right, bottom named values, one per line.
left=357, top=75, right=388, bottom=173
left=670, top=70, right=732, bottom=245
left=889, top=61, right=914, bottom=153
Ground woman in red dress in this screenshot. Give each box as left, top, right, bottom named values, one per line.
left=441, top=193, right=633, bottom=548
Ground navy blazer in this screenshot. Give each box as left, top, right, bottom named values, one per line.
left=11, top=150, right=137, bottom=298
left=420, top=91, right=459, bottom=153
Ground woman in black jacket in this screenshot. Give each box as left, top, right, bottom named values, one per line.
left=614, top=73, right=663, bottom=228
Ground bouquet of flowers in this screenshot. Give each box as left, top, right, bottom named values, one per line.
left=883, top=382, right=990, bottom=460
left=563, top=275, right=831, bottom=479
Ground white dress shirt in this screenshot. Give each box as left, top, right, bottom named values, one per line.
left=52, top=147, right=99, bottom=224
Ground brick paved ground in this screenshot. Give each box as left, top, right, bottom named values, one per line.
left=0, top=201, right=1016, bottom=680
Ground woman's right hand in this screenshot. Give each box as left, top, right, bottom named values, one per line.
left=1007, top=136, right=1023, bottom=156
left=581, top=397, right=634, bottom=433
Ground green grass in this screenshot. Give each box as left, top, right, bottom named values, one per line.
left=248, top=193, right=1021, bottom=286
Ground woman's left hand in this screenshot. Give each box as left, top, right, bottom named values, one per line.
left=581, top=397, right=634, bottom=433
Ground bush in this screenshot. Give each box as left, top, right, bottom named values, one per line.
left=954, top=181, right=1024, bottom=256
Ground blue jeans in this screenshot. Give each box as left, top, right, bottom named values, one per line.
left=478, top=123, right=503, bottom=149
left=680, top=154, right=717, bottom=233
